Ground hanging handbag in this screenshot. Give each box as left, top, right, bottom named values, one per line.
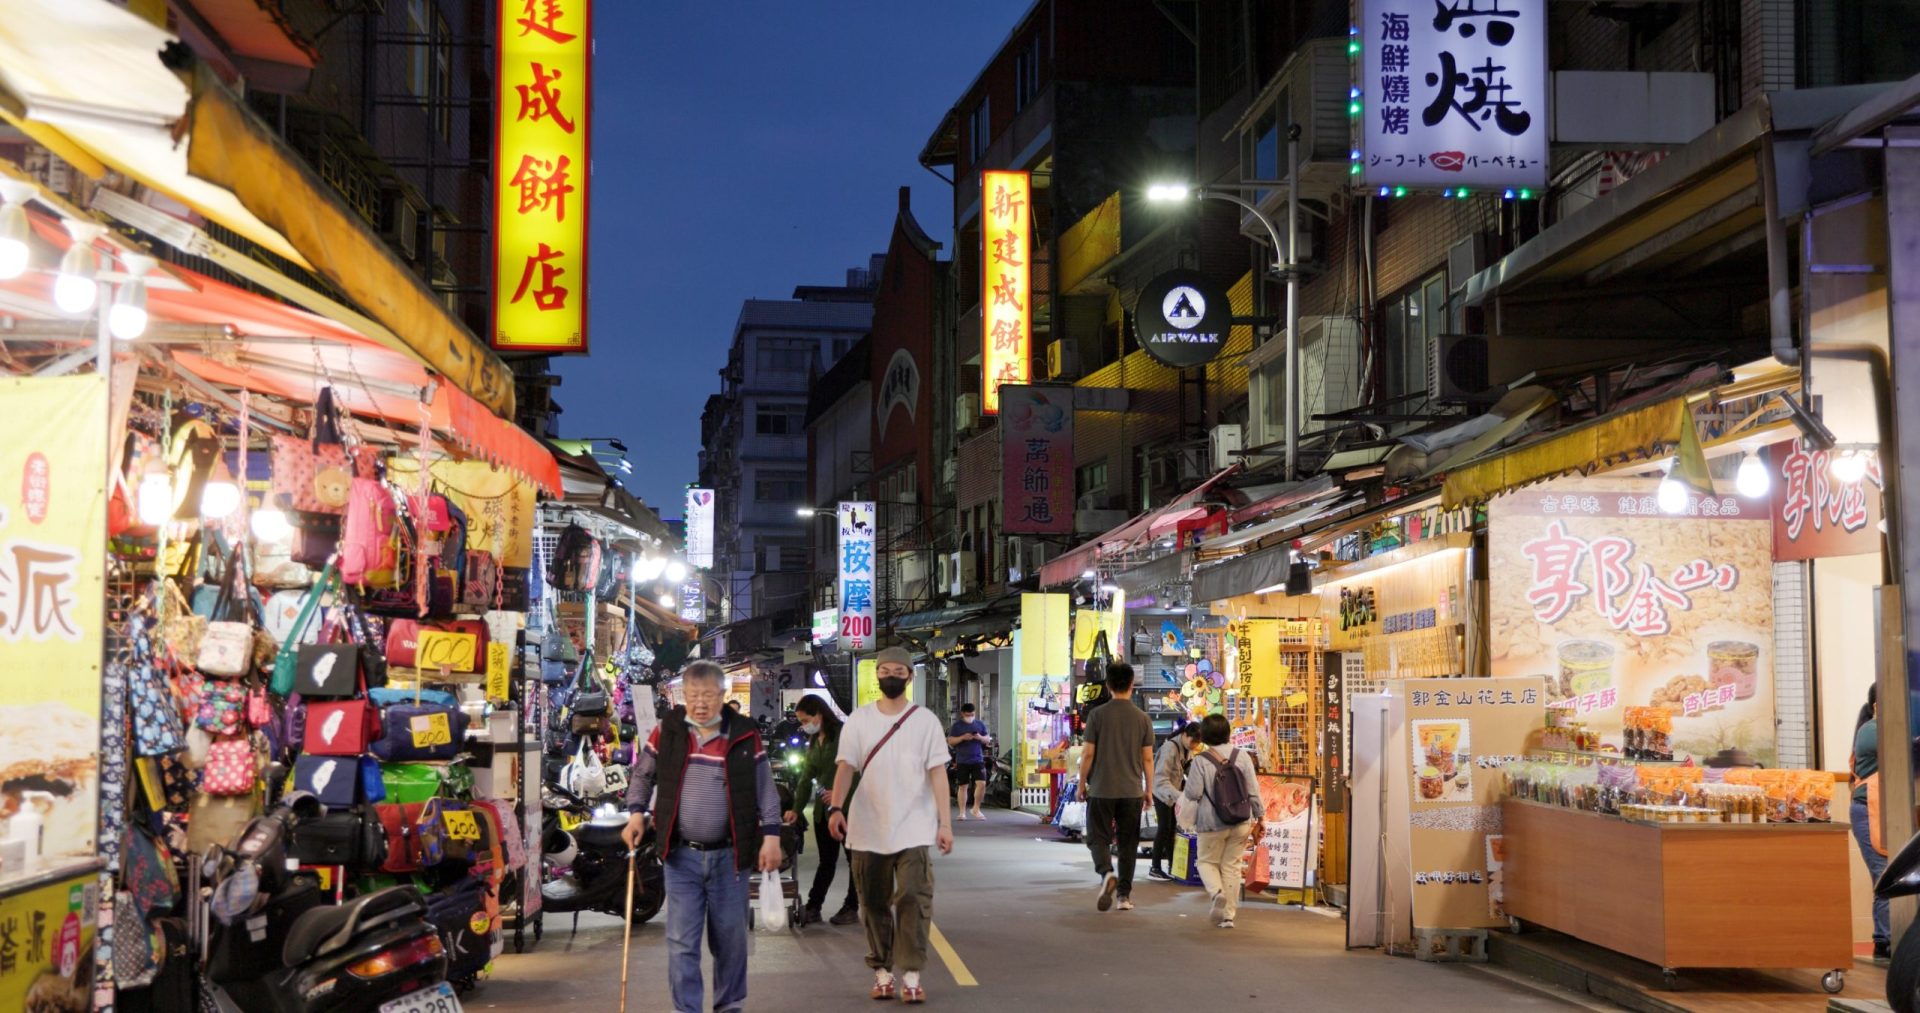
left=416, top=798, right=479, bottom=865
left=185, top=792, right=259, bottom=853
left=293, top=624, right=364, bottom=698
left=270, top=387, right=352, bottom=515
left=385, top=618, right=488, bottom=672
left=370, top=703, right=469, bottom=762
left=126, top=623, right=185, bottom=758
left=291, top=808, right=388, bottom=870
left=290, top=511, right=343, bottom=568
left=379, top=762, right=445, bottom=804
left=200, top=737, right=259, bottom=796
left=159, top=579, right=208, bottom=665
left=373, top=801, right=428, bottom=873
left=272, top=563, right=338, bottom=696
left=192, top=679, right=250, bottom=737
left=463, top=551, right=499, bottom=609
left=304, top=697, right=378, bottom=756
left=293, top=754, right=360, bottom=807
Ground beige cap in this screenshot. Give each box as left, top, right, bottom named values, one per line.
left=873, top=646, right=913, bottom=668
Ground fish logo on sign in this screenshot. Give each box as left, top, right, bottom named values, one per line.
left=1163, top=286, right=1206, bottom=330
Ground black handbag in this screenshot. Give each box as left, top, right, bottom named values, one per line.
left=291, top=808, right=388, bottom=869
left=293, top=643, right=363, bottom=698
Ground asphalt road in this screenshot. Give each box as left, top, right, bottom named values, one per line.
left=472, top=810, right=1591, bottom=1011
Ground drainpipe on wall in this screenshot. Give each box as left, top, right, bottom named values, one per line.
left=1758, top=130, right=1798, bottom=368
left=1285, top=125, right=1302, bottom=481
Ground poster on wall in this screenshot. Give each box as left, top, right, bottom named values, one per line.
left=1359, top=0, right=1548, bottom=190
left=1488, top=477, right=1775, bottom=764
left=0, top=377, right=107, bottom=886
left=1765, top=439, right=1883, bottom=561
left=999, top=384, right=1074, bottom=535
left=0, top=872, right=94, bottom=1010
left=1399, top=676, right=1542, bottom=930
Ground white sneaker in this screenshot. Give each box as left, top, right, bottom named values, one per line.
left=902, top=971, right=921, bottom=990
left=1116, top=896, right=1135, bottom=911
left=1219, top=919, right=1235, bottom=929
left=1207, top=891, right=1226, bottom=925
left=1097, top=872, right=1118, bottom=911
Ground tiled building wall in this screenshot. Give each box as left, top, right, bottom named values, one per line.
left=1772, top=560, right=1811, bottom=769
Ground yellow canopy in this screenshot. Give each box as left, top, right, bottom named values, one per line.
left=1441, top=396, right=1683, bottom=510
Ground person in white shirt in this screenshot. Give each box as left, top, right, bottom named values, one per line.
left=827, top=647, right=953, bottom=1004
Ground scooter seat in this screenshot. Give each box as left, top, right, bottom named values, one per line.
left=283, top=887, right=426, bottom=967
left=574, top=819, right=629, bottom=851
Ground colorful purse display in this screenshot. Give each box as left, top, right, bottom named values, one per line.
left=270, top=387, right=352, bottom=515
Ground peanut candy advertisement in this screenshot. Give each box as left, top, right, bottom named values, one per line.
left=1488, top=477, right=1775, bottom=764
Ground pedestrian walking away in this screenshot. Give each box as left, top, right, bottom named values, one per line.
left=622, top=661, right=785, bottom=1013
left=1079, top=661, right=1155, bottom=912
left=827, top=646, right=954, bottom=1004
left=1182, top=713, right=1265, bottom=929
left=947, top=702, right=992, bottom=820
left=1149, top=722, right=1204, bottom=881
left=786, top=691, right=860, bottom=926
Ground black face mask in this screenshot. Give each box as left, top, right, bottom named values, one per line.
left=877, top=677, right=910, bottom=699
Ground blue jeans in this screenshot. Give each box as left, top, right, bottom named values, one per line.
left=1851, top=799, right=1891, bottom=947
left=664, top=844, right=751, bottom=1013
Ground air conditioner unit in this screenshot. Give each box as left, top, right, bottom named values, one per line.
left=897, top=552, right=928, bottom=589
left=1045, top=340, right=1081, bottom=380
left=1176, top=446, right=1208, bottom=484
left=1430, top=333, right=1491, bottom=405
left=1148, top=455, right=1179, bottom=491
left=1209, top=424, right=1243, bottom=471
left=955, top=393, right=980, bottom=432
left=936, top=552, right=953, bottom=596
left=381, top=191, right=421, bottom=261
left=949, top=551, right=978, bottom=596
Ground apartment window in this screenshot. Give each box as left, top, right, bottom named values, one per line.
left=433, top=10, right=453, bottom=141
left=405, top=0, right=431, bottom=98
left=1015, top=36, right=1041, bottom=111
left=968, top=97, right=991, bottom=164
left=755, top=472, right=805, bottom=503
left=754, top=404, right=804, bottom=435
left=1075, top=459, right=1108, bottom=506
left=779, top=546, right=808, bottom=571
left=757, top=337, right=814, bottom=372
left=1379, top=271, right=1449, bottom=406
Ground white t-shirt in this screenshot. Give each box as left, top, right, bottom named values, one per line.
left=837, top=702, right=951, bottom=855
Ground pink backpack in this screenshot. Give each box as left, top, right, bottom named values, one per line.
left=340, top=476, right=398, bottom=586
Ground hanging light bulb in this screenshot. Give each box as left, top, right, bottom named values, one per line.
left=636, top=555, right=667, bottom=582
left=53, top=220, right=105, bottom=315
left=657, top=593, right=675, bottom=608
left=137, top=469, right=173, bottom=526
left=664, top=560, right=688, bottom=583
left=1656, top=458, right=1691, bottom=515
left=0, top=179, right=34, bottom=281
left=200, top=480, right=241, bottom=519
left=251, top=506, right=292, bottom=542
left=109, top=254, right=154, bottom=339
left=1734, top=451, right=1770, bottom=499
left=1831, top=449, right=1869, bottom=483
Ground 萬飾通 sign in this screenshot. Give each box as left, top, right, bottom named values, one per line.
left=999, top=385, right=1074, bottom=535
left=1361, top=0, right=1548, bottom=189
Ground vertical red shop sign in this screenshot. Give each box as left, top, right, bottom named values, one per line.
left=999, top=384, right=1073, bottom=535
left=980, top=170, right=1031, bottom=415
left=1765, top=439, right=1884, bottom=561
left=493, top=0, right=591, bottom=353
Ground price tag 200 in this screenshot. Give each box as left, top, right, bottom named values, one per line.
left=443, top=810, right=481, bottom=842
left=409, top=712, right=452, bottom=749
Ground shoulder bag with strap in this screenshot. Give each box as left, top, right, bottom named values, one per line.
left=861, top=705, right=921, bottom=772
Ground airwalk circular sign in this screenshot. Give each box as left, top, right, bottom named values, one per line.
left=1134, top=269, right=1231, bottom=368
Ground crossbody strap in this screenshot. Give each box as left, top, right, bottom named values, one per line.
left=861, top=705, right=920, bottom=772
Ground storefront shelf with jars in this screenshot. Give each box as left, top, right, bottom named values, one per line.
left=1503, top=759, right=1832, bottom=825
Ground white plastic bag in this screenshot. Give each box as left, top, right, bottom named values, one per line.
left=756, top=871, right=787, bottom=932
left=1058, top=800, right=1087, bottom=832
left=564, top=742, right=607, bottom=798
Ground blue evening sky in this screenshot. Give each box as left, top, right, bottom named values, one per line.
left=560, top=1, right=1033, bottom=518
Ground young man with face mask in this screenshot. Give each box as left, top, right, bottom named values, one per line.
left=624, top=661, right=784, bottom=1013
left=827, top=647, right=953, bottom=1004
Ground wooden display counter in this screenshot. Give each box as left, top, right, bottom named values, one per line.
left=1501, top=799, right=1851, bottom=987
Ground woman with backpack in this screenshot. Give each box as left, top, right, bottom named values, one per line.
left=1182, top=714, right=1264, bottom=928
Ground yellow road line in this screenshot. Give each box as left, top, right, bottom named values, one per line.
left=928, top=923, right=978, bottom=986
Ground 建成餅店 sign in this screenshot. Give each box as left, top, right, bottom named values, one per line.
left=980, top=170, right=1031, bottom=414
left=493, top=0, right=591, bottom=352
left=1360, top=0, right=1548, bottom=189
left=1488, top=477, right=1775, bottom=764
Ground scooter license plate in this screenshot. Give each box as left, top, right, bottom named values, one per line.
left=380, top=982, right=463, bottom=1013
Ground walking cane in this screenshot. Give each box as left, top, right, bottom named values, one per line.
left=619, top=847, right=637, bottom=1012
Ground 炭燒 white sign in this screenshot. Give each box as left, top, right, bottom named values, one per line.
left=1361, top=0, right=1547, bottom=189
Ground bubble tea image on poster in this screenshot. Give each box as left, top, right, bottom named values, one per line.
left=1487, top=477, right=1776, bottom=764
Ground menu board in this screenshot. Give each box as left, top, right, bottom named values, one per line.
left=1488, top=477, right=1776, bottom=765
left=1400, top=677, right=1543, bottom=930
left=1252, top=775, right=1318, bottom=891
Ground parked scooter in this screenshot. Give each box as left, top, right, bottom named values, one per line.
left=1878, top=831, right=1920, bottom=1009
left=540, top=782, right=665, bottom=927
left=199, top=764, right=453, bottom=1013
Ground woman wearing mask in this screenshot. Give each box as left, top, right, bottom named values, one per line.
left=786, top=692, right=859, bottom=926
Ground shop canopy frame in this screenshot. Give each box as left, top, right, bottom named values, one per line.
left=1038, top=464, right=1243, bottom=587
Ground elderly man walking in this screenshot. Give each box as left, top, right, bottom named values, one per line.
left=624, top=660, right=784, bottom=1013
left=827, top=647, right=953, bottom=1004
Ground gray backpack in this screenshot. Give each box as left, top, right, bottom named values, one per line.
left=1202, top=749, right=1254, bottom=824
